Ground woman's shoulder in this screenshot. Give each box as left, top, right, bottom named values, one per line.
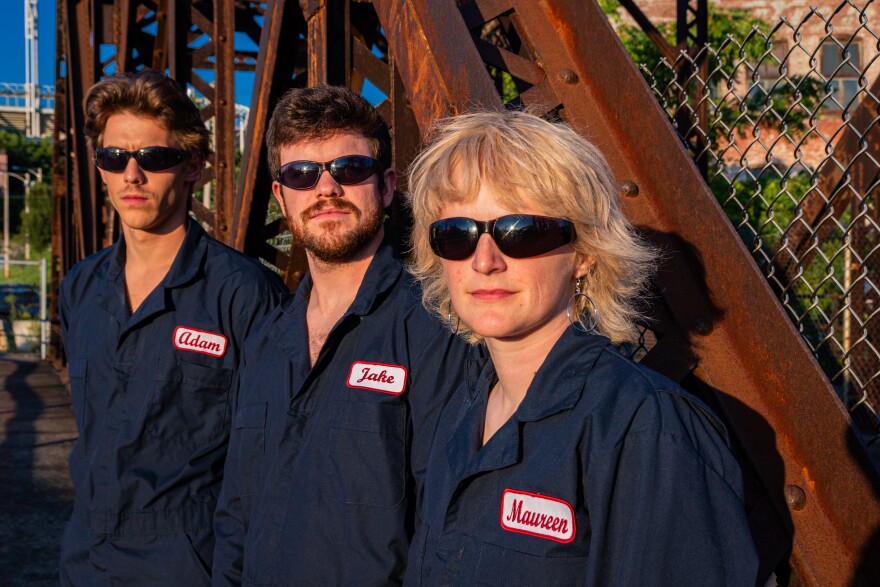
left=578, top=346, right=731, bottom=458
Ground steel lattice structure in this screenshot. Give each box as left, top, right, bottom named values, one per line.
left=54, top=1, right=880, bottom=585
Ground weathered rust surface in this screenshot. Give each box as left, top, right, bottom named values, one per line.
left=212, top=0, right=235, bottom=243
left=376, top=0, right=880, bottom=585
left=231, top=0, right=309, bottom=288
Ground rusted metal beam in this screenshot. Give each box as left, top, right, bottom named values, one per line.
left=373, top=0, right=501, bottom=125
left=617, top=0, right=677, bottom=62
left=167, top=0, right=191, bottom=85
left=375, top=0, right=880, bottom=585
left=66, top=0, right=103, bottom=258
left=231, top=0, right=307, bottom=274
left=212, top=0, right=236, bottom=244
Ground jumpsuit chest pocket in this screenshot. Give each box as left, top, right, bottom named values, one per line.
left=323, top=399, right=407, bottom=507
left=473, top=542, right=587, bottom=586
left=232, top=402, right=267, bottom=498
left=148, top=358, right=233, bottom=448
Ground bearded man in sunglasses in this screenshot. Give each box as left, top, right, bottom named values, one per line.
left=212, top=85, right=469, bottom=586
left=57, top=69, right=285, bottom=586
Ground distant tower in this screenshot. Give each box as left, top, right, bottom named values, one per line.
left=24, top=0, right=39, bottom=138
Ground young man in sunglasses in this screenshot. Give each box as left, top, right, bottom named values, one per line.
left=58, top=69, right=285, bottom=586
left=212, top=85, right=469, bottom=586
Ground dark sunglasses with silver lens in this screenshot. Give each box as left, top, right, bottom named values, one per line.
left=429, top=215, right=575, bottom=260
left=93, top=146, right=187, bottom=173
left=276, top=155, right=381, bottom=190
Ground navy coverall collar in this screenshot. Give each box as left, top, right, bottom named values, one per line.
left=272, top=238, right=404, bottom=402
left=94, top=219, right=208, bottom=330
left=285, top=237, right=403, bottom=318
left=449, top=329, right=611, bottom=478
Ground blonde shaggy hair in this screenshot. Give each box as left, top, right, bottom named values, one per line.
left=406, top=109, right=656, bottom=345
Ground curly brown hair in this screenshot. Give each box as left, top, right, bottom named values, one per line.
left=83, top=69, right=211, bottom=163
left=266, top=85, right=391, bottom=181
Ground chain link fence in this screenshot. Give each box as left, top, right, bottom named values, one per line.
left=622, top=0, right=880, bottom=449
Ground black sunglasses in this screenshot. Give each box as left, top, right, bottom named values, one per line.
left=94, top=146, right=187, bottom=173
left=276, top=156, right=381, bottom=190
left=429, top=215, right=575, bottom=260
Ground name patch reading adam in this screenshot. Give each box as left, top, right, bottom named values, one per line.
left=500, top=489, right=576, bottom=543
left=173, top=326, right=228, bottom=358
left=346, top=361, right=407, bottom=395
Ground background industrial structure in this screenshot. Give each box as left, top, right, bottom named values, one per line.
left=52, top=1, right=880, bottom=586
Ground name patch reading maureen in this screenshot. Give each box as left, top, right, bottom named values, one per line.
left=173, top=326, right=228, bottom=358
left=500, top=489, right=576, bottom=543
left=346, top=361, right=407, bottom=395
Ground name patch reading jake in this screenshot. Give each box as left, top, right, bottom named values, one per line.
left=346, top=361, right=407, bottom=395
left=173, top=326, right=228, bottom=358
left=500, top=489, right=576, bottom=543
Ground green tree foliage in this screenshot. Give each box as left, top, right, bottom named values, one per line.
left=22, top=181, right=51, bottom=252
left=0, top=129, right=52, bottom=173
left=603, top=3, right=823, bottom=143
left=0, top=130, right=52, bottom=239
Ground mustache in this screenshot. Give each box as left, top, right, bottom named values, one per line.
left=300, top=199, right=360, bottom=221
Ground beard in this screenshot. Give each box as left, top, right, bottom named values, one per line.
left=286, top=197, right=384, bottom=263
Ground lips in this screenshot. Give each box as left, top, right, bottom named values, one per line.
left=470, top=288, right=514, bottom=301
left=119, top=193, right=149, bottom=205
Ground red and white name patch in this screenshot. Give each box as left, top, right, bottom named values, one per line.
left=173, top=326, right=228, bottom=358
left=500, top=489, right=576, bottom=543
left=346, top=361, right=407, bottom=395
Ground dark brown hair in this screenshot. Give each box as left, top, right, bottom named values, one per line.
left=83, top=68, right=211, bottom=162
left=266, top=85, right=391, bottom=180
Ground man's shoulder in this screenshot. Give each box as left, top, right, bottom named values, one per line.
left=200, top=235, right=286, bottom=291
left=61, top=244, right=117, bottom=292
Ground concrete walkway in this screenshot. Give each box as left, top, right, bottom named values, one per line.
left=0, top=354, right=75, bottom=586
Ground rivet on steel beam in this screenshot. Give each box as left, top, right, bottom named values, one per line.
left=559, top=69, right=579, bottom=84
left=620, top=180, right=639, bottom=198
left=219, top=162, right=228, bottom=168
left=219, top=99, right=228, bottom=106
left=220, top=224, right=228, bottom=232
left=690, top=317, right=713, bottom=336
left=784, top=485, right=807, bottom=511
left=219, top=35, right=228, bottom=42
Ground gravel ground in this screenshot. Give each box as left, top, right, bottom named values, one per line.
left=0, top=354, right=75, bottom=586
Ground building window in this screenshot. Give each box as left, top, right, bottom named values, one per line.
left=821, top=41, right=861, bottom=108
left=756, top=41, right=788, bottom=94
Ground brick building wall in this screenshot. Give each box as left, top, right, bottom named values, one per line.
left=613, top=1, right=880, bottom=169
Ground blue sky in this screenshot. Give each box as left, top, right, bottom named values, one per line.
left=0, top=1, right=384, bottom=109
left=0, top=1, right=56, bottom=90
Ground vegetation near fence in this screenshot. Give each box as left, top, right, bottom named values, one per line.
left=602, top=1, right=880, bottom=448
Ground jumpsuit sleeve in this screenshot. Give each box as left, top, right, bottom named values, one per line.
left=212, top=286, right=283, bottom=586
left=582, top=391, right=759, bottom=587
left=212, top=365, right=248, bottom=587
left=58, top=280, right=70, bottom=346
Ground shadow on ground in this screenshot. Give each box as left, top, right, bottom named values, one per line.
left=0, top=354, right=75, bottom=586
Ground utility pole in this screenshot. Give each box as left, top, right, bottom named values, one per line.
left=12, top=166, right=42, bottom=260
left=1, top=151, right=9, bottom=278
left=24, top=0, right=40, bottom=138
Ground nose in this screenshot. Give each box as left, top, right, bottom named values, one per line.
left=471, top=233, right=506, bottom=275
left=123, top=156, right=146, bottom=184
left=314, top=168, right=342, bottom=198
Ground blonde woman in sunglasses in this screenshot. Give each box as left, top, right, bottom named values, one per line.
left=404, top=110, right=758, bottom=586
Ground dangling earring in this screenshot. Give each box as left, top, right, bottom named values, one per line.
left=447, top=310, right=460, bottom=334
left=567, top=276, right=598, bottom=333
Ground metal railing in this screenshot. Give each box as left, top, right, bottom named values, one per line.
left=625, top=0, right=880, bottom=451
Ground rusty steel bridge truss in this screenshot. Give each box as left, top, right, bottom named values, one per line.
left=53, top=1, right=880, bottom=585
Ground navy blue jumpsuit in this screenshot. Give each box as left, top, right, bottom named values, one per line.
left=59, top=220, right=285, bottom=586
left=212, top=241, right=471, bottom=586
left=405, top=328, right=759, bottom=586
